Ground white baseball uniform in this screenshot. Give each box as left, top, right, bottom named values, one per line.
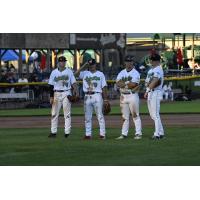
left=79, top=70, right=107, bottom=137
left=48, top=67, right=76, bottom=135
left=145, top=65, right=164, bottom=137
left=163, top=84, right=169, bottom=100
left=167, top=85, right=174, bottom=101
left=116, top=68, right=142, bottom=136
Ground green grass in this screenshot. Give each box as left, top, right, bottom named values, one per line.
left=0, top=100, right=200, bottom=117
left=0, top=127, right=200, bottom=165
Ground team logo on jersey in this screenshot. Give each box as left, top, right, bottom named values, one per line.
left=85, top=76, right=100, bottom=82
left=85, top=76, right=100, bottom=91
left=54, top=75, right=69, bottom=87
left=121, top=76, right=132, bottom=82
left=54, top=75, right=69, bottom=82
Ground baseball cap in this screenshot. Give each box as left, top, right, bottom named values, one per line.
left=58, top=56, right=67, bottom=62
left=88, top=58, right=96, bottom=66
left=149, top=54, right=161, bottom=61
left=124, top=55, right=134, bottom=62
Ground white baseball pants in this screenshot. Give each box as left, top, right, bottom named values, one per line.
left=147, top=90, right=164, bottom=137
left=84, top=93, right=106, bottom=137
left=51, top=91, right=71, bottom=135
left=120, top=93, right=142, bottom=136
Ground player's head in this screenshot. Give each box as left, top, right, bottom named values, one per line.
left=88, top=58, right=96, bottom=72
left=149, top=54, right=161, bottom=67
left=124, top=55, right=134, bottom=71
left=58, top=56, right=67, bottom=69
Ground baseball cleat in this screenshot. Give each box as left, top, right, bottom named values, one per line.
left=116, top=135, right=127, bottom=140
left=151, top=135, right=160, bottom=140
left=64, top=134, right=70, bottom=138
left=48, top=133, right=56, bottom=138
left=134, top=134, right=142, bottom=140
left=159, top=135, right=165, bottom=139
left=84, top=135, right=92, bottom=140
left=99, top=135, right=106, bottom=140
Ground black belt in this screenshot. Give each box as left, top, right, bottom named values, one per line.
left=54, top=90, right=68, bottom=92
left=85, top=92, right=100, bottom=95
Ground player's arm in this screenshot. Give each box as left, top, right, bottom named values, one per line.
left=101, top=73, right=109, bottom=102
left=116, top=80, right=126, bottom=88
left=71, top=82, right=79, bottom=96
left=74, top=62, right=88, bottom=77
left=48, top=71, right=55, bottom=104
left=147, top=77, right=161, bottom=90
left=70, top=69, right=79, bottom=97
left=144, top=77, right=161, bottom=98
left=126, top=82, right=138, bottom=89
left=116, top=72, right=126, bottom=88
left=102, top=86, right=109, bottom=101
left=49, top=85, right=54, bottom=104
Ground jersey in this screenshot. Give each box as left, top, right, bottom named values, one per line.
left=79, top=70, right=107, bottom=93
left=163, top=84, right=168, bottom=92
left=48, top=67, right=76, bottom=90
left=116, top=68, right=140, bottom=93
left=145, top=65, right=164, bottom=91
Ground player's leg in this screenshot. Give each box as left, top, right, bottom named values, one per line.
left=120, top=96, right=130, bottom=137
left=62, top=94, right=71, bottom=136
left=147, top=93, right=153, bottom=120
left=165, top=92, right=168, bottom=100
left=171, top=91, right=174, bottom=101
left=51, top=92, right=62, bottom=135
left=157, top=91, right=164, bottom=136
left=93, top=94, right=106, bottom=139
left=84, top=95, right=93, bottom=138
left=129, top=94, right=142, bottom=139
left=151, top=91, right=164, bottom=137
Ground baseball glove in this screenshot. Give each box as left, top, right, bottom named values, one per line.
left=103, top=101, right=111, bottom=115
left=67, top=95, right=80, bottom=103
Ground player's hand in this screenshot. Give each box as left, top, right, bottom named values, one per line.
left=144, top=92, right=148, bottom=99
left=50, top=97, right=54, bottom=105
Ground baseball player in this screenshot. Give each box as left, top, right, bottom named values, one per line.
left=144, top=54, right=164, bottom=139
left=48, top=56, right=79, bottom=138
left=116, top=55, right=142, bottom=140
left=163, top=84, right=169, bottom=100
left=78, top=58, right=109, bottom=139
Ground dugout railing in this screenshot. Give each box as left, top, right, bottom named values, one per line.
left=0, top=75, right=200, bottom=104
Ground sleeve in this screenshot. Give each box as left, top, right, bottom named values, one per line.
left=153, top=70, right=161, bottom=79
left=48, top=71, right=54, bottom=86
left=79, top=71, right=85, bottom=80
left=70, top=71, right=76, bottom=85
left=101, top=73, right=107, bottom=88
left=145, top=70, right=151, bottom=83
left=116, top=72, right=122, bottom=82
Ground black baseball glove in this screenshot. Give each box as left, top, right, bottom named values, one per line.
left=67, top=95, right=80, bottom=103
left=103, top=101, right=111, bottom=115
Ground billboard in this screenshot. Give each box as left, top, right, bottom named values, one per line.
left=69, top=33, right=126, bottom=49
left=0, top=33, right=69, bottom=49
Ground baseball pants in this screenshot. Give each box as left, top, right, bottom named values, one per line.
left=84, top=93, right=106, bottom=137
left=147, top=90, right=164, bottom=137
left=120, top=93, right=142, bottom=136
left=51, top=91, right=71, bottom=135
